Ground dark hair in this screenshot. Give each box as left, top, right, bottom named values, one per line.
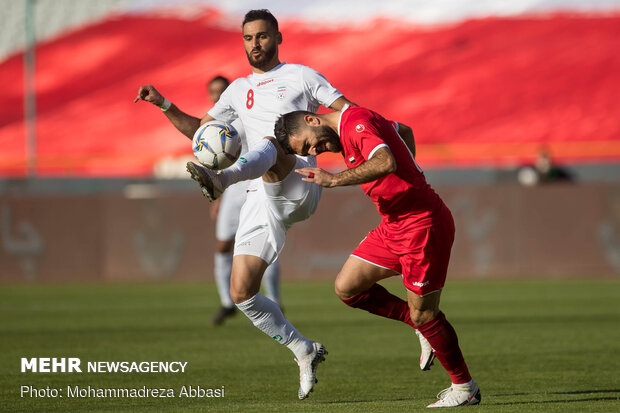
left=209, top=75, right=230, bottom=87
left=274, top=110, right=313, bottom=155
left=242, top=9, right=279, bottom=32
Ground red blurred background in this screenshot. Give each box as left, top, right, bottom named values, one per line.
left=1, top=7, right=619, bottom=176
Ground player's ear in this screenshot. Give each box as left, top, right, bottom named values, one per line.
left=303, top=114, right=320, bottom=126
left=276, top=31, right=282, bottom=45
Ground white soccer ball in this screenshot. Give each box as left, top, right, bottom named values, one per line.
left=192, top=120, right=242, bottom=170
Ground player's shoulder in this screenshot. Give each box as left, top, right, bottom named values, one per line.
left=229, top=76, right=251, bottom=88
left=281, top=62, right=324, bottom=77
left=279, top=62, right=307, bottom=71
left=342, top=106, right=386, bottom=134
left=344, top=106, right=375, bottom=123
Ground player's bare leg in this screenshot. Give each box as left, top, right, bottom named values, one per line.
left=407, top=291, right=480, bottom=407
left=335, top=256, right=435, bottom=370
left=229, top=255, right=264, bottom=303
left=334, top=256, right=398, bottom=299
left=230, top=254, right=327, bottom=399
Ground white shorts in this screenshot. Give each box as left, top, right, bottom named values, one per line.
left=234, top=156, right=322, bottom=264
left=215, top=180, right=249, bottom=241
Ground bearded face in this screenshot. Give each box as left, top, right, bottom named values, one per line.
left=246, top=41, right=277, bottom=70
left=243, top=20, right=280, bottom=72
left=288, top=124, right=343, bottom=156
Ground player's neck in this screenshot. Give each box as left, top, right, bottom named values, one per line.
left=322, top=111, right=341, bottom=132
left=251, top=59, right=281, bottom=75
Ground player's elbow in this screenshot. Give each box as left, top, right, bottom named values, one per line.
left=383, top=153, right=397, bottom=174
left=374, top=147, right=396, bottom=175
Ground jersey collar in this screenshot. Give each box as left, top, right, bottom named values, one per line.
left=251, top=62, right=286, bottom=79
left=337, top=104, right=350, bottom=137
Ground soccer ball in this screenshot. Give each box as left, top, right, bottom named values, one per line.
left=192, top=120, right=242, bottom=170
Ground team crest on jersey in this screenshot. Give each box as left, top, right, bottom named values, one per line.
left=276, top=86, right=287, bottom=100
left=355, top=124, right=365, bottom=132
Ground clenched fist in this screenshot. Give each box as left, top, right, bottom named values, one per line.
left=134, top=84, right=164, bottom=107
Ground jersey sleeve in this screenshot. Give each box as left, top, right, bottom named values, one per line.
left=350, top=117, right=389, bottom=161
left=300, top=65, right=343, bottom=109
left=207, top=82, right=238, bottom=124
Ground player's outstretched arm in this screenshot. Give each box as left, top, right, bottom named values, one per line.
left=296, top=147, right=396, bottom=188
left=134, top=84, right=202, bottom=140
left=397, top=122, right=416, bottom=158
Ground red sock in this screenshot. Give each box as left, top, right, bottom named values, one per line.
left=341, top=284, right=415, bottom=327
left=416, top=311, right=472, bottom=384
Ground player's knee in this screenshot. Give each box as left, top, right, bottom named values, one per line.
left=334, top=277, right=356, bottom=300
left=229, top=279, right=259, bottom=304
left=230, top=287, right=253, bottom=305
left=409, top=308, right=436, bottom=326
left=230, top=278, right=261, bottom=304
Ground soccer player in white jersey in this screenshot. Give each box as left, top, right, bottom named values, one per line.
left=206, top=75, right=281, bottom=326
left=135, top=9, right=357, bottom=399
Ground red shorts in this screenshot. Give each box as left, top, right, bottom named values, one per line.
left=351, top=205, right=455, bottom=296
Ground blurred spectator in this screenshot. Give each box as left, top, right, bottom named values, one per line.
left=517, top=148, right=574, bottom=186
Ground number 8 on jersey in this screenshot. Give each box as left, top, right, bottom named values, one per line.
left=246, top=89, right=254, bottom=109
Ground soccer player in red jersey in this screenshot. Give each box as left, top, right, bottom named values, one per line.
left=274, top=105, right=481, bottom=408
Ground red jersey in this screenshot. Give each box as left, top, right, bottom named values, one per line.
left=338, top=106, right=444, bottom=226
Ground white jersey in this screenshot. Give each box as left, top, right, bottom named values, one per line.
left=207, top=62, right=342, bottom=264
left=208, top=62, right=343, bottom=151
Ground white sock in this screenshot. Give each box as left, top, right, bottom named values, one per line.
left=261, top=260, right=281, bottom=306
left=214, top=252, right=234, bottom=308
left=236, top=293, right=313, bottom=359
left=219, top=139, right=278, bottom=188
left=453, top=379, right=476, bottom=389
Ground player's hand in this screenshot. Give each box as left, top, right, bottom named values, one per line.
left=295, top=167, right=335, bottom=187
left=134, top=84, right=164, bottom=107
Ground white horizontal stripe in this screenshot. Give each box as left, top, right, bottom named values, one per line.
left=126, top=1, right=620, bottom=24
left=368, top=143, right=389, bottom=159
